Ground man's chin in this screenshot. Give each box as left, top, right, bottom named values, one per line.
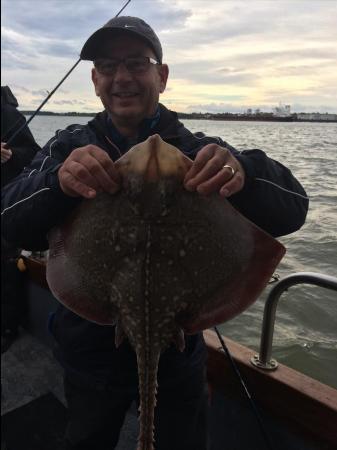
left=109, top=107, right=146, bottom=125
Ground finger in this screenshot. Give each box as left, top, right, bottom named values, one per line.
left=196, top=168, right=235, bottom=196
left=73, top=151, right=119, bottom=194
left=1, top=142, right=10, bottom=150
left=219, top=171, right=245, bottom=197
left=185, top=154, right=224, bottom=191
left=1, top=153, right=12, bottom=163
left=184, top=145, right=217, bottom=184
left=66, top=161, right=102, bottom=192
left=59, top=170, right=97, bottom=199
left=88, top=148, right=121, bottom=186
left=1, top=148, right=12, bottom=156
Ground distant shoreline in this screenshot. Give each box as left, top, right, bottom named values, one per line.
left=20, top=110, right=337, bottom=123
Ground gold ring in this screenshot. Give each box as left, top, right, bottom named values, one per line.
left=222, top=164, right=235, bottom=178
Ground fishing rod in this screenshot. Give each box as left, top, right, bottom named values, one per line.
left=2, top=0, right=131, bottom=147
left=213, top=326, right=275, bottom=450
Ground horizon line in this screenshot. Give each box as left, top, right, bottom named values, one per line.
left=20, top=110, right=337, bottom=116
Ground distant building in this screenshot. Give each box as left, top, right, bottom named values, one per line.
left=273, top=103, right=292, bottom=117
left=297, top=112, right=337, bottom=122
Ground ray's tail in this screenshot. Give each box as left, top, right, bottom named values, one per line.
left=136, top=347, right=161, bottom=450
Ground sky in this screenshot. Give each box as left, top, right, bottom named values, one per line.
left=2, top=0, right=337, bottom=114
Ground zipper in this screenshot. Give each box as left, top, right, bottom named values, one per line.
left=104, top=135, right=122, bottom=158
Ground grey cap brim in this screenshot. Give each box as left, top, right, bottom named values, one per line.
left=80, top=28, right=162, bottom=62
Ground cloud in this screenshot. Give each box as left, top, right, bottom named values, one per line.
left=1, top=51, right=36, bottom=70
left=2, top=0, right=191, bottom=41
left=185, top=102, right=248, bottom=114
left=225, top=48, right=337, bottom=70
left=2, top=0, right=336, bottom=113
left=163, top=0, right=337, bottom=53
left=52, top=99, right=79, bottom=105
left=170, top=59, right=260, bottom=86
left=3, top=0, right=114, bottom=40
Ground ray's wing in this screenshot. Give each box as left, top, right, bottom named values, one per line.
left=175, top=194, right=285, bottom=334
left=46, top=194, right=138, bottom=325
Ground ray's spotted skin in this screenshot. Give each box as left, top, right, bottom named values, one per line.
left=47, top=135, right=285, bottom=450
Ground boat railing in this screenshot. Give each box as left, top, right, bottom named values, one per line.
left=251, top=272, right=337, bottom=370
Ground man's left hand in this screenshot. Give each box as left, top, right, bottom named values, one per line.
left=184, top=144, right=245, bottom=197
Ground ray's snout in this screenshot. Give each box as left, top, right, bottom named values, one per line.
left=115, top=134, right=192, bottom=183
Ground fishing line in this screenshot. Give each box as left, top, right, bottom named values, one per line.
left=213, top=325, right=275, bottom=450
left=2, top=0, right=132, bottom=147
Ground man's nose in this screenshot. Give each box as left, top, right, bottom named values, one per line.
left=113, top=62, right=133, bottom=81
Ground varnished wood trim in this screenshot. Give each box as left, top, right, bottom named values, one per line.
left=204, top=329, right=337, bottom=446
left=22, top=255, right=49, bottom=289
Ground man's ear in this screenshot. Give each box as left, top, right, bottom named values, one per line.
left=91, top=68, right=100, bottom=97
left=159, top=64, right=169, bottom=94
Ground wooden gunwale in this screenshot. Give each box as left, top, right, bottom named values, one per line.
left=205, top=329, right=337, bottom=447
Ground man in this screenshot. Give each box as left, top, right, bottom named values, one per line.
left=1, top=86, right=41, bottom=353
left=1, top=86, right=41, bottom=185
left=1, top=16, right=308, bottom=450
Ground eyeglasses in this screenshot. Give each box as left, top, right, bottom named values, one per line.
left=94, top=56, right=160, bottom=76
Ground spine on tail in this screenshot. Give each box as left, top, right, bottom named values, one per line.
left=136, top=348, right=161, bottom=450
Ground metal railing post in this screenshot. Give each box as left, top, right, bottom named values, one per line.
left=251, top=272, right=337, bottom=370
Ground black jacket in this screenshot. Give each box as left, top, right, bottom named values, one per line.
left=1, top=104, right=309, bottom=385
left=1, top=86, right=41, bottom=187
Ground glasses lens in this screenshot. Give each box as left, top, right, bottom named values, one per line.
left=125, top=57, right=150, bottom=73
left=95, top=59, right=118, bottom=75
left=95, top=57, right=156, bottom=75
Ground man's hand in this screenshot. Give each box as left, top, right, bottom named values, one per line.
left=58, top=145, right=121, bottom=199
left=1, top=142, right=12, bottom=164
left=184, top=144, right=245, bottom=197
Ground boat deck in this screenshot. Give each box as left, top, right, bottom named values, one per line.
left=1, top=329, right=139, bottom=450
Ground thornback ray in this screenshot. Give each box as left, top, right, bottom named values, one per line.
left=46, top=134, right=285, bottom=450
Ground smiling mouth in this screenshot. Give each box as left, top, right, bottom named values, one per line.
left=112, top=92, right=139, bottom=98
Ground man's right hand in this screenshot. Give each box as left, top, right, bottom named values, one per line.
left=58, top=145, right=121, bottom=199
left=1, top=142, right=12, bottom=164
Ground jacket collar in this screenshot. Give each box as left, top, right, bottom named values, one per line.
left=105, top=107, right=161, bottom=152
left=89, top=104, right=185, bottom=159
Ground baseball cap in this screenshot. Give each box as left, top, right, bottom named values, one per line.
left=80, top=16, right=163, bottom=63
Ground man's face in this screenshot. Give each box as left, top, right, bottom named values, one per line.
left=91, top=35, right=168, bottom=131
